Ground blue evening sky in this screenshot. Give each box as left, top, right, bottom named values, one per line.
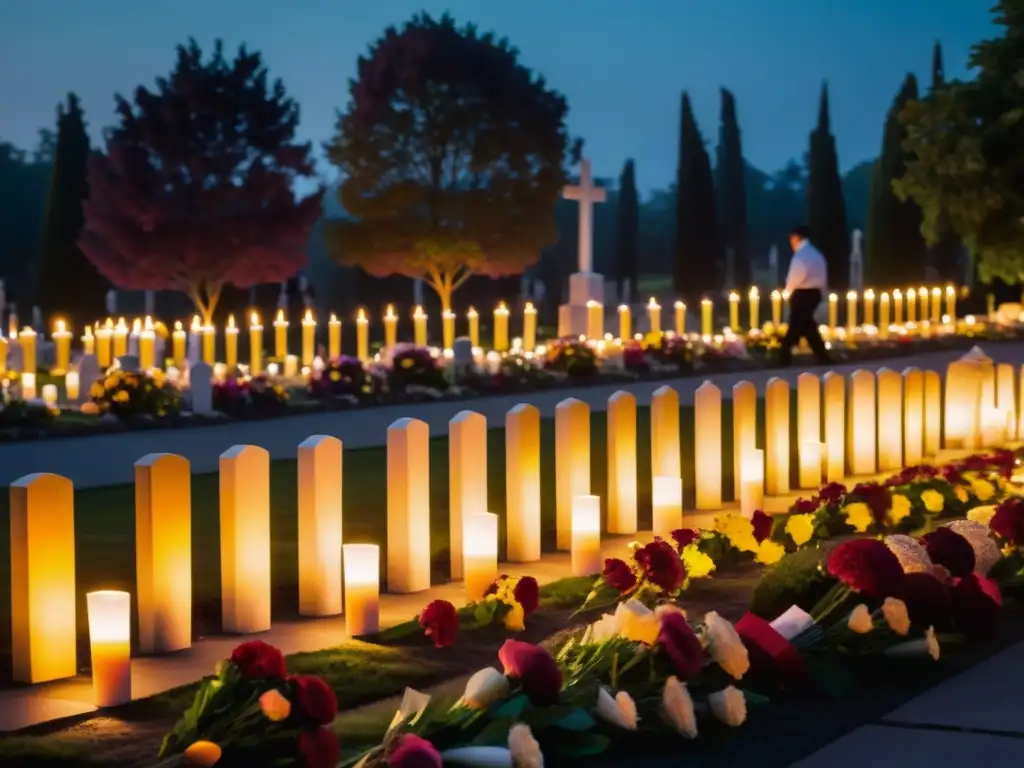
left=0, top=0, right=995, bottom=191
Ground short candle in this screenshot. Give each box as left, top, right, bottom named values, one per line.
left=467, top=307, right=480, bottom=348
left=800, top=440, right=822, bottom=489
left=463, top=512, right=498, bottom=602
left=673, top=301, right=685, bottom=336
left=586, top=300, right=603, bottom=340
left=571, top=495, right=602, bottom=576
left=383, top=305, right=398, bottom=351
left=52, top=319, right=72, bottom=374
left=81, top=324, right=95, bottom=356
left=113, top=318, right=128, bottom=358
left=21, top=371, right=36, bottom=400
left=523, top=303, right=537, bottom=351
left=343, top=544, right=380, bottom=636
left=647, top=298, right=662, bottom=334
left=273, top=309, right=289, bottom=359
left=225, top=315, right=239, bottom=368
left=140, top=317, right=156, bottom=370
left=739, top=449, right=764, bottom=519
left=65, top=370, right=80, bottom=401
left=328, top=313, right=342, bottom=359
left=618, top=304, right=631, bottom=341
left=86, top=590, right=131, bottom=707
left=651, top=476, right=683, bottom=540
left=172, top=321, right=187, bottom=367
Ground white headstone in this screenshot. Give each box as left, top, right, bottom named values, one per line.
left=563, top=158, right=607, bottom=274
left=128, top=330, right=139, bottom=357
left=850, top=229, right=864, bottom=291
left=144, top=290, right=156, bottom=316
left=187, top=329, right=201, bottom=364
left=190, top=361, right=213, bottom=414
left=76, top=354, right=100, bottom=403
left=105, top=290, right=117, bottom=315
left=452, top=337, right=475, bottom=375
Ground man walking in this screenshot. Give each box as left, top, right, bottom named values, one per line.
left=780, top=225, right=831, bottom=366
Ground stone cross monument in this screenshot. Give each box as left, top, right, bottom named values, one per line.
left=558, top=158, right=608, bottom=337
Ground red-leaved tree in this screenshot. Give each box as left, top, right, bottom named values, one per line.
left=80, top=39, right=322, bottom=323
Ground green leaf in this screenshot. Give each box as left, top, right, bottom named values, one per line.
left=470, top=717, right=514, bottom=746
left=473, top=600, right=498, bottom=627
left=554, top=708, right=596, bottom=732
left=548, top=731, right=612, bottom=757
left=493, top=694, right=529, bottom=719
left=521, top=705, right=587, bottom=731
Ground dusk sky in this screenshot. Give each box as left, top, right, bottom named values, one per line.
left=1, top=0, right=995, bottom=192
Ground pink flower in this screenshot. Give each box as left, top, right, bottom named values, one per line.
left=498, top=640, right=562, bottom=706
left=388, top=734, right=442, bottom=768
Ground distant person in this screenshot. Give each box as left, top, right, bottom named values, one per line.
left=780, top=225, right=831, bottom=366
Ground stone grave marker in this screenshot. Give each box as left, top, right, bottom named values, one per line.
left=190, top=360, right=213, bottom=414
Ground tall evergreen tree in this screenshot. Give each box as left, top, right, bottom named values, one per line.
left=928, top=41, right=963, bottom=282
left=805, top=83, right=849, bottom=289
left=866, top=74, right=927, bottom=285
left=715, top=88, right=750, bottom=288
left=36, top=93, right=107, bottom=325
left=614, top=158, right=639, bottom=302
left=674, top=92, right=722, bottom=297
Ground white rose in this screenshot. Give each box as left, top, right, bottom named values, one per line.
left=702, top=611, right=750, bottom=680
left=594, top=688, right=638, bottom=730
left=847, top=604, right=873, bottom=634
left=617, top=599, right=660, bottom=645
left=508, top=723, right=544, bottom=768
left=462, top=667, right=510, bottom=709
left=661, top=676, right=697, bottom=739
left=882, top=598, right=910, bottom=636
left=585, top=612, right=621, bottom=644
left=708, top=685, right=747, bottom=727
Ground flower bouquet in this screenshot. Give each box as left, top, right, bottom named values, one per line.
left=545, top=338, right=598, bottom=378
left=386, top=345, right=448, bottom=395
left=308, top=355, right=379, bottom=403
left=90, top=368, right=180, bottom=420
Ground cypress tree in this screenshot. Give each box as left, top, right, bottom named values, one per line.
left=805, top=83, right=849, bottom=289
left=674, top=92, right=723, bottom=298
left=929, top=41, right=963, bottom=282
left=614, top=158, right=640, bottom=303
left=866, top=74, right=927, bottom=286
left=36, top=93, right=107, bottom=326
left=716, top=88, right=750, bottom=288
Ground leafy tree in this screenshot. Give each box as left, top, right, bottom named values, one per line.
left=80, top=39, right=322, bottom=324
left=0, top=137, right=51, bottom=302
left=716, top=88, right=750, bottom=288
left=36, top=94, right=108, bottom=326
left=674, top=92, right=723, bottom=297
left=896, top=2, right=1024, bottom=287
left=325, top=13, right=573, bottom=311
left=926, top=41, right=964, bottom=282
left=865, top=74, right=927, bottom=286
left=614, top=159, right=639, bottom=302
left=805, top=83, right=849, bottom=289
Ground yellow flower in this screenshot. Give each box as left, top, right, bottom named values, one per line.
left=920, top=489, right=945, bottom=514
left=113, top=390, right=130, bottom=403
left=103, top=375, right=119, bottom=390
left=90, top=382, right=105, bottom=399
left=889, top=494, right=912, bottom=525
left=150, top=369, right=166, bottom=387
left=755, top=540, right=785, bottom=565
left=967, top=505, right=997, bottom=527
left=844, top=502, right=874, bottom=533
left=681, top=543, right=716, bottom=578
left=401, top=358, right=414, bottom=369
left=972, top=478, right=996, bottom=502
left=714, top=514, right=758, bottom=553
left=954, top=485, right=969, bottom=503
left=503, top=600, right=525, bottom=631
left=617, top=599, right=660, bottom=645
left=259, top=689, right=291, bottom=721
left=785, top=514, right=815, bottom=547
left=184, top=740, right=222, bottom=766
left=329, top=370, right=341, bottom=382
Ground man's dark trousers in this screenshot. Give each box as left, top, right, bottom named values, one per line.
left=779, top=288, right=831, bottom=366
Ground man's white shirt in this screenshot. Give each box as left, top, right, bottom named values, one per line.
left=784, top=240, right=829, bottom=293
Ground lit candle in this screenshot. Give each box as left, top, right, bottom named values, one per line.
left=201, top=324, right=215, bottom=365
left=918, top=286, right=929, bottom=321
left=748, top=287, right=760, bottom=331
left=945, top=285, right=956, bottom=320
left=828, top=292, right=838, bottom=335
left=931, top=287, right=942, bottom=324
left=846, top=291, right=858, bottom=336
left=225, top=315, right=239, bottom=368
left=65, top=370, right=80, bottom=400
left=467, top=307, right=480, bottom=348
left=651, top=476, right=683, bottom=540
left=52, top=319, right=72, bottom=374
left=770, top=290, right=782, bottom=326
left=728, top=292, right=739, bottom=331
left=273, top=309, right=289, bottom=359
left=980, top=406, right=1009, bottom=448
left=21, top=372, right=36, bottom=400
left=81, top=324, right=95, bottom=356
left=172, top=321, right=187, bottom=367
left=571, top=495, right=602, bottom=576
left=585, top=300, right=603, bottom=340
left=702, top=298, right=714, bottom=337
left=328, top=313, right=341, bottom=359
left=86, top=590, right=131, bottom=707
left=0, top=336, right=6, bottom=375
left=647, top=298, right=662, bottom=334
left=863, top=289, right=875, bottom=327
left=413, top=305, right=428, bottom=347
left=356, top=309, right=369, bottom=362
left=299, top=309, right=316, bottom=366
left=96, top=320, right=113, bottom=368
left=618, top=304, right=631, bottom=340
left=673, top=301, right=685, bottom=336
left=249, top=311, right=263, bottom=375
left=19, top=327, right=37, bottom=374
left=739, top=449, right=764, bottom=519
left=343, top=543, right=379, bottom=636
left=383, top=305, right=398, bottom=351
left=442, top=310, right=456, bottom=351
left=464, top=512, right=498, bottom=602
left=906, top=288, right=917, bottom=324
left=7, top=312, right=17, bottom=339
left=139, top=317, right=156, bottom=370
left=188, top=315, right=202, bottom=362
left=893, top=289, right=904, bottom=325
left=113, top=318, right=128, bottom=358
left=800, top=440, right=822, bottom=490
left=42, top=383, right=58, bottom=406
left=494, top=302, right=509, bottom=351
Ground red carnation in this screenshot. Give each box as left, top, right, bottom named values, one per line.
left=920, top=528, right=976, bottom=579
left=792, top=498, right=819, bottom=515
left=900, top=572, right=952, bottom=630
left=389, top=733, right=442, bottom=768
left=513, top=576, right=540, bottom=616
left=657, top=610, right=704, bottom=679
left=418, top=600, right=460, bottom=648
left=498, top=640, right=563, bottom=706
left=817, top=482, right=848, bottom=504
left=671, top=528, right=700, bottom=552
left=990, top=498, right=1024, bottom=545
left=602, top=558, right=637, bottom=592
left=634, top=539, right=685, bottom=592
left=298, top=725, right=340, bottom=768
left=229, top=640, right=287, bottom=680
left=827, top=539, right=904, bottom=598
left=951, top=573, right=1002, bottom=641
left=751, top=510, right=774, bottom=543
left=850, top=482, right=892, bottom=527
left=290, top=675, right=338, bottom=726
left=941, top=465, right=963, bottom=485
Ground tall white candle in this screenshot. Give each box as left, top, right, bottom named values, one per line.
left=86, top=590, right=131, bottom=707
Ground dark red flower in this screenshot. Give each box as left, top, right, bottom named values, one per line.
left=388, top=733, right=442, bottom=768
left=298, top=725, right=340, bottom=768
left=990, top=498, right=1024, bottom=545
left=951, top=573, right=1002, bottom=641
left=751, top=510, right=773, bottom=543
left=513, top=576, right=540, bottom=616
left=289, top=675, right=338, bottom=726
left=418, top=600, right=459, bottom=648
left=671, top=528, right=700, bottom=551
left=941, top=465, right=963, bottom=485
left=657, top=609, right=705, bottom=679
left=827, top=539, right=904, bottom=598
left=229, top=640, right=287, bottom=680
left=817, top=482, right=848, bottom=504
left=850, top=482, right=892, bottom=527
left=920, top=528, right=976, bottom=579
left=899, top=572, right=952, bottom=629
left=498, top=640, right=562, bottom=706
left=635, top=539, right=685, bottom=592
left=602, top=558, right=637, bottom=592
left=792, top=498, right=819, bottom=516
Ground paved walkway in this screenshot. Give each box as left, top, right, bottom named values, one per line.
left=2, top=344, right=1019, bottom=489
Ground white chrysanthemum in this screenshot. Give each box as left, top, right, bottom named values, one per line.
left=508, top=723, right=544, bottom=768
left=462, top=667, right=510, bottom=709
left=944, top=519, right=1001, bottom=574
left=661, top=676, right=698, bottom=739
left=884, top=534, right=934, bottom=574
left=702, top=612, right=750, bottom=680
left=708, top=686, right=747, bottom=727
left=595, top=688, right=638, bottom=730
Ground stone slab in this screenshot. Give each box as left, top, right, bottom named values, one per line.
left=567, top=271, right=605, bottom=306
left=792, top=725, right=1024, bottom=767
